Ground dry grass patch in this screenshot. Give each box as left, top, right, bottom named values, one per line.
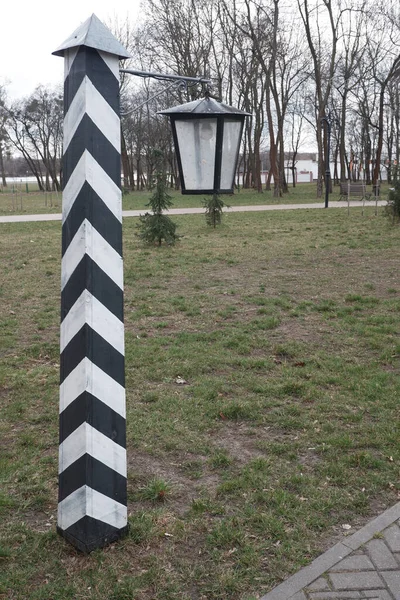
left=0, top=208, right=399, bottom=599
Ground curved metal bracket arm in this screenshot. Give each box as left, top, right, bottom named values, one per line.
left=120, top=68, right=211, bottom=85
left=121, top=79, right=187, bottom=116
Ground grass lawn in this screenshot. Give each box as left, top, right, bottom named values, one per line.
left=0, top=207, right=399, bottom=599
left=0, top=182, right=391, bottom=216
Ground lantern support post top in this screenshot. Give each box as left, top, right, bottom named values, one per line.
left=52, top=14, right=131, bottom=58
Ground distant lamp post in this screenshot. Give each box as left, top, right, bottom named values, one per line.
left=158, top=94, right=250, bottom=194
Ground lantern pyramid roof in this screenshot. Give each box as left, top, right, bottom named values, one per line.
left=159, top=96, right=251, bottom=116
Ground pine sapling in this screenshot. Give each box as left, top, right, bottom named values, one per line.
left=385, top=181, right=400, bottom=224
left=203, top=193, right=227, bottom=228
left=137, top=150, right=178, bottom=245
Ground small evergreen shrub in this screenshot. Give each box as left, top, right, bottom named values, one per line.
left=385, top=182, right=400, bottom=224
left=137, top=149, right=178, bottom=245
left=138, top=212, right=178, bottom=246
left=203, top=194, right=227, bottom=228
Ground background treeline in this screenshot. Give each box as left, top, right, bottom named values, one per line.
left=0, top=0, right=399, bottom=197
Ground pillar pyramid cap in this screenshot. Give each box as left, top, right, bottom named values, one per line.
left=52, top=13, right=131, bottom=59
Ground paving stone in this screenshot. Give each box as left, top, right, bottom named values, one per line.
left=343, top=505, right=400, bottom=551
left=259, top=503, right=400, bottom=600
left=329, top=572, right=385, bottom=590
left=308, top=592, right=361, bottom=599
left=259, top=543, right=352, bottom=600
left=379, top=571, right=400, bottom=600
left=383, top=524, right=400, bottom=553
left=289, top=592, right=307, bottom=600
left=362, top=590, right=393, bottom=600
left=307, top=578, right=331, bottom=591
left=365, top=539, right=399, bottom=570
left=329, top=555, right=375, bottom=572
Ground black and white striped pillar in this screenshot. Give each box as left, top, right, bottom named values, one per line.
left=53, top=15, right=131, bottom=553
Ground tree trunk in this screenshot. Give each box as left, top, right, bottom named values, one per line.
left=0, top=143, right=6, bottom=187
left=339, top=93, right=347, bottom=182
left=266, top=86, right=280, bottom=197
left=372, top=84, right=385, bottom=186
left=316, top=115, right=324, bottom=198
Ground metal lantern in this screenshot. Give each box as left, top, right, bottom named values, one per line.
left=159, top=96, right=250, bottom=195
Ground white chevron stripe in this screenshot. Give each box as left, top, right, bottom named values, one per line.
left=60, top=357, right=126, bottom=417
left=61, top=219, right=123, bottom=291
left=58, top=485, right=127, bottom=531
left=64, top=47, right=79, bottom=80
left=63, top=76, right=120, bottom=152
left=98, top=51, right=120, bottom=80
left=60, top=289, right=124, bottom=355
left=63, top=78, right=86, bottom=151
left=62, top=150, right=122, bottom=224
left=59, top=422, right=126, bottom=476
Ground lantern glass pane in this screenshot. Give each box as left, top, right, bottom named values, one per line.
left=175, top=118, right=217, bottom=190
left=220, top=119, right=242, bottom=190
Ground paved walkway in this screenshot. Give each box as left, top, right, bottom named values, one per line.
left=0, top=200, right=388, bottom=223
left=261, top=502, right=400, bottom=600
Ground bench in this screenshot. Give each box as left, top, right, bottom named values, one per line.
left=339, top=182, right=371, bottom=202
left=339, top=182, right=381, bottom=215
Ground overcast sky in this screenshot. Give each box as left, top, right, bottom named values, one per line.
left=0, top=0, right=142, bottom=100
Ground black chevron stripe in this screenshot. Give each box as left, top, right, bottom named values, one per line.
left=58, top=454, right=127, bottom=504
left=59, top=391, right=126, bottom=446
left=61, top=255, right=124, bottom=323
left=63, top=114, right=120, bottom=188
left=60, top=324, right=125, bottom=386
left=62, top=182, right=122, bottom=257
left=58, top=516, right=129, bottom=554
left=64, top=46, right=120, bottom=116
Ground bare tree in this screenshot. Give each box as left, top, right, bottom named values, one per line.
left=383, top=78, right=399, bottom=183
left=334, top=1, right=368, bottom=182
left=87, top=2, right=400, bottom=200
left=272, top=20, right=310, bottom=193
left=6, top=86, right=63, bottom=190
left=365, top=1, right=400, bottom=187
left=286, top=91, right=310, bottom=187
left=232, top=0, right=281, bottom=195
left=137, top=0, right=215, bottom=99
left=297, top=0, right=340, bottom=197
